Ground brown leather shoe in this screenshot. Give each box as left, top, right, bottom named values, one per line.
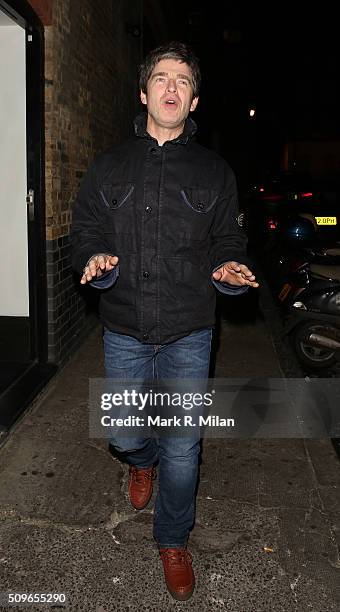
left=128, top=465, right=156, bottom=510
left=159, top=547, right=195, bottom=601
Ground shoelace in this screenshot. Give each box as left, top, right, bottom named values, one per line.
left=160, top=549, right=192, bottom=567
left=130, top=467, right=156, bottom=484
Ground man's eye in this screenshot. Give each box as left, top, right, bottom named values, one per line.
left=178, top=80, right=188, bottom=86
left=156, top=77, right=165, bottom=82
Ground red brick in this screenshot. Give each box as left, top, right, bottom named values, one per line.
left=27, top=0, right=53, bottom=25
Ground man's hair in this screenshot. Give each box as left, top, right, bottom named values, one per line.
left=139, top=41, right=201, bottom=98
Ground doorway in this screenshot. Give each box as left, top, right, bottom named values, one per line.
left=0, top=0, right=56, bottom=440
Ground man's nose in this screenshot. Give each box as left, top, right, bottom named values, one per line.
left=167, top=78, right=177, bottom=92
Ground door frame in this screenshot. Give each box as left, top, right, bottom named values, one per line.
left=0, top=0, right=48, bottom=363
left=0, top=0, right=56, bottom=438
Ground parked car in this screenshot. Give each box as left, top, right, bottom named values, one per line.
left=242, top=171, right=340, bottom=251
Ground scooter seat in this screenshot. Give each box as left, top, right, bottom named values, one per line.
left=310, top=263, right=340, bottom=282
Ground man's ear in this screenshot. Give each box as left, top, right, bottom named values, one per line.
left=140, top=90, right=147, bottom=105
left=190, top=96, right=199, bottom=112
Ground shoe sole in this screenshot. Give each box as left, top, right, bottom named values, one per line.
left=128, top=495, right=152, bottom=510
left=166, top=585, right=194, bottom=601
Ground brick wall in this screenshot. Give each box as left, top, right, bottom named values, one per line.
left=27, top=0, right=53, bottom=25
left=28, top=0, right=141, bottom=363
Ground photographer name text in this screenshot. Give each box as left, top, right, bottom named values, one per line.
left=100, top=415, right=234, bottom=428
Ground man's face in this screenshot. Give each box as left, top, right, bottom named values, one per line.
left=140, top=59, right=199, bottom=132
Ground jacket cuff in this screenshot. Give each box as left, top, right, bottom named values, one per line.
left=211, top=262, right=249, bottom=295
left=89, top=266, right=119, bottom=289
left=212, top=278, right=249, bottom=295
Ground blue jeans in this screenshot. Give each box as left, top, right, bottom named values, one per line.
left=103, top=327, right=212, bottom=548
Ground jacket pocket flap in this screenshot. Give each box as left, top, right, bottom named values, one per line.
left=180, top=187, right=218, bottom=213
left=100, top=183, right=134, bottom=209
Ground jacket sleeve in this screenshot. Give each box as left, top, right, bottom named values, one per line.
left=209, top=165, right=251, bottom=272
left=70, top=162, right=113, bottom=275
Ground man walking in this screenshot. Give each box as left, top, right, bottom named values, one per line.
left=71, top=41, right=258, bottom=601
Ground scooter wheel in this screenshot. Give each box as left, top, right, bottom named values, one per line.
left=292, top=321, right=337, bottom=371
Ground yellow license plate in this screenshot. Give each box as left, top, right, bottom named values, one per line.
left=315, top=216, right=337, bottom=225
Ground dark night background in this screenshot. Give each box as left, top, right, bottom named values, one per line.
left=143, top=1, right=340, bottom=193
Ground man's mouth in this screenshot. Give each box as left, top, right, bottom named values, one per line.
left=163, top=97, right=178, bottom=108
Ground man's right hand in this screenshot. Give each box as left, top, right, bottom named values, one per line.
left=80, top=254, right=119, bottom=284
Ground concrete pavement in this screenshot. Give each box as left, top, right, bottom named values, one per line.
left=0, top=292, right=340, bottom=611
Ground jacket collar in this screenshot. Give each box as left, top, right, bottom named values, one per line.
left=133, top=112, right=197, bottom=145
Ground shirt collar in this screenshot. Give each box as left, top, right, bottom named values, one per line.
left=133, top=112, right=197, bottom=145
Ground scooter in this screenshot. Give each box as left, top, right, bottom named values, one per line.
left=269, top=218, right=340, bottom=370
left=279, top=253, right=340, bottom=370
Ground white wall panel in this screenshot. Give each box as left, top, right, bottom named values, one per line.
left=0, top=24, right=29, bottom=316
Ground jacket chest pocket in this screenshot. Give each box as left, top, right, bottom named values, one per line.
left=100, top=182, right=134, bottom=210
left=180, top=187, right=218, bottom=214
left=178, top=186, right=218, bottom=240
left=100, top=182, right=137, bottom=251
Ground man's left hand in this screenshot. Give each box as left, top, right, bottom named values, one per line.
left=212, top=261, right=259, bottom=287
